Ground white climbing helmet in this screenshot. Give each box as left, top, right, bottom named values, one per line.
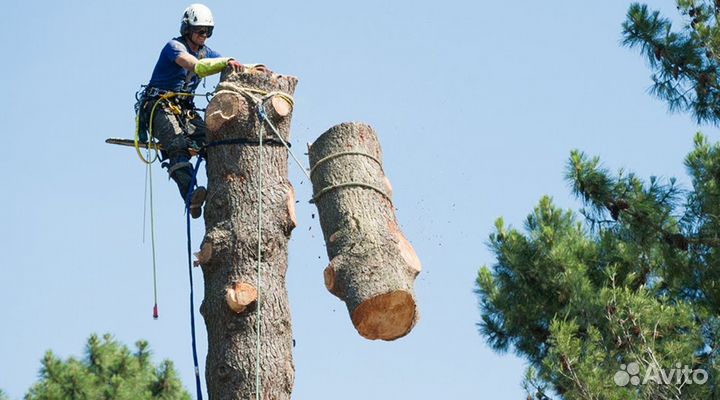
left=180, top=4, right=214, bottom=36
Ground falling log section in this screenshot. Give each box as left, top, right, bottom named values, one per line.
left=309, top=122, right=421, bottom=341
left=197, top=68, right=297, bottom=400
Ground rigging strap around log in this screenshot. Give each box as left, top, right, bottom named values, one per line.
left=213, top=82, right=311, bottom=180
left=310, top=181, right=392, bottom=204
left=215, top=81, right=295, bottom=111
left=205, top=137, right=289, bottom=148
left=309, top=151, right=384, bottom=177
left=308, top=151, right=392, bottom=204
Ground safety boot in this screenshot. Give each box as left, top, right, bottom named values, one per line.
left=189, top=186, right=207, bottom=219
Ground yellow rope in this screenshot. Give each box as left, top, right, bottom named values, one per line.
left=310, top=181, right=392, bottom=204
left=308, top=151, right=391, bottom=203
left=309, top=150, right=384, bottom=178
left=215, top=81, right=295, bottom=110
left=134, top=111, right=159, bottom=165
left=133, top=90, right=207, bottom=320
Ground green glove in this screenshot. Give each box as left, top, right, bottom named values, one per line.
left=194, top=57, right=232, bottom=78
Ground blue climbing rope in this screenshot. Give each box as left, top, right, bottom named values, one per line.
left=184, top=155, right=205, bottom=400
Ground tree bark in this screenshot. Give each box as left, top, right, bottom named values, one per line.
left=308, top=122, right=420, bottom=341
left=198, top=69, right=298, bottom=399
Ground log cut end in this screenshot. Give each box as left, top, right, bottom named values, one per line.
left=225, top=282, right=258, bottom=314
left=351, top=290, right=417, bottom=341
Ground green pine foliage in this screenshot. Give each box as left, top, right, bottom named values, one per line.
left=0, top=389, right=9, bottom=400
left=476, top=136, right=720, bottom=399
left=622, top=1, right=720, bottom=124
left=24, top=334, right=191, bottom=400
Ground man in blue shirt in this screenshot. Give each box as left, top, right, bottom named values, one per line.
left=137, top=4, right=243, bottom=218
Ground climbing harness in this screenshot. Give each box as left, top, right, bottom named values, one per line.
left=134, top=89, right=207, bottom=164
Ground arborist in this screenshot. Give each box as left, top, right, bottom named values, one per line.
left=136, top=3, right=244, bottom=218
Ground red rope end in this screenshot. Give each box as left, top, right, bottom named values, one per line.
left=153, top=304, right=159, bottom=320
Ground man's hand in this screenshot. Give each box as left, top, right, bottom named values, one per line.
left=228, top=59, right=245, bottom=73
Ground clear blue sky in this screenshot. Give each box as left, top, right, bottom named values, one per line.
left=1, top=1, right=716, bottom=399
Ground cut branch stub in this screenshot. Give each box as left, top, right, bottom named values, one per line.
left=269, top=95, right=293, bottom=117
left=225, top=282, right=258, bottom=314
left=309, top=122, right=420, bottom=341
left=206, top=91, right=249, bottom=132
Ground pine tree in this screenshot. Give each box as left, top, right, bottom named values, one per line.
left=622, top=1, right=720, bottom=124
left=24, top=334, right=190, bottom=400
left=0, top=389, right=9, bottom=400
left=476, top=137, right=720, bottom=399
left=475, top=3, right=720, bottom=398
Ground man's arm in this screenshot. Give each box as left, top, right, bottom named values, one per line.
left=175, top=52, right=199, bottom=72
left=176, top=53, right=244, bottom=77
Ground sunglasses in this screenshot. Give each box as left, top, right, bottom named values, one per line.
left=192, top=26, right=213, bottom=37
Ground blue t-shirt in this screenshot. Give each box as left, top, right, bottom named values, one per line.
left=148, top=37, right=222, bottom=93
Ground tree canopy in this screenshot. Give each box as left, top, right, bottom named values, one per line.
left=477, top=135, right=720, bottom=399
left=476, top=2, right=720, bottom=398
left=623, top=1, right=720, bottom=124
left=24, top=334, right=190, bottom=400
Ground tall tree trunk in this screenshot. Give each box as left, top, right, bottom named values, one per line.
left=197, top=69, right=298, bottom=399
left=308, top=122, right=421, bottom=341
